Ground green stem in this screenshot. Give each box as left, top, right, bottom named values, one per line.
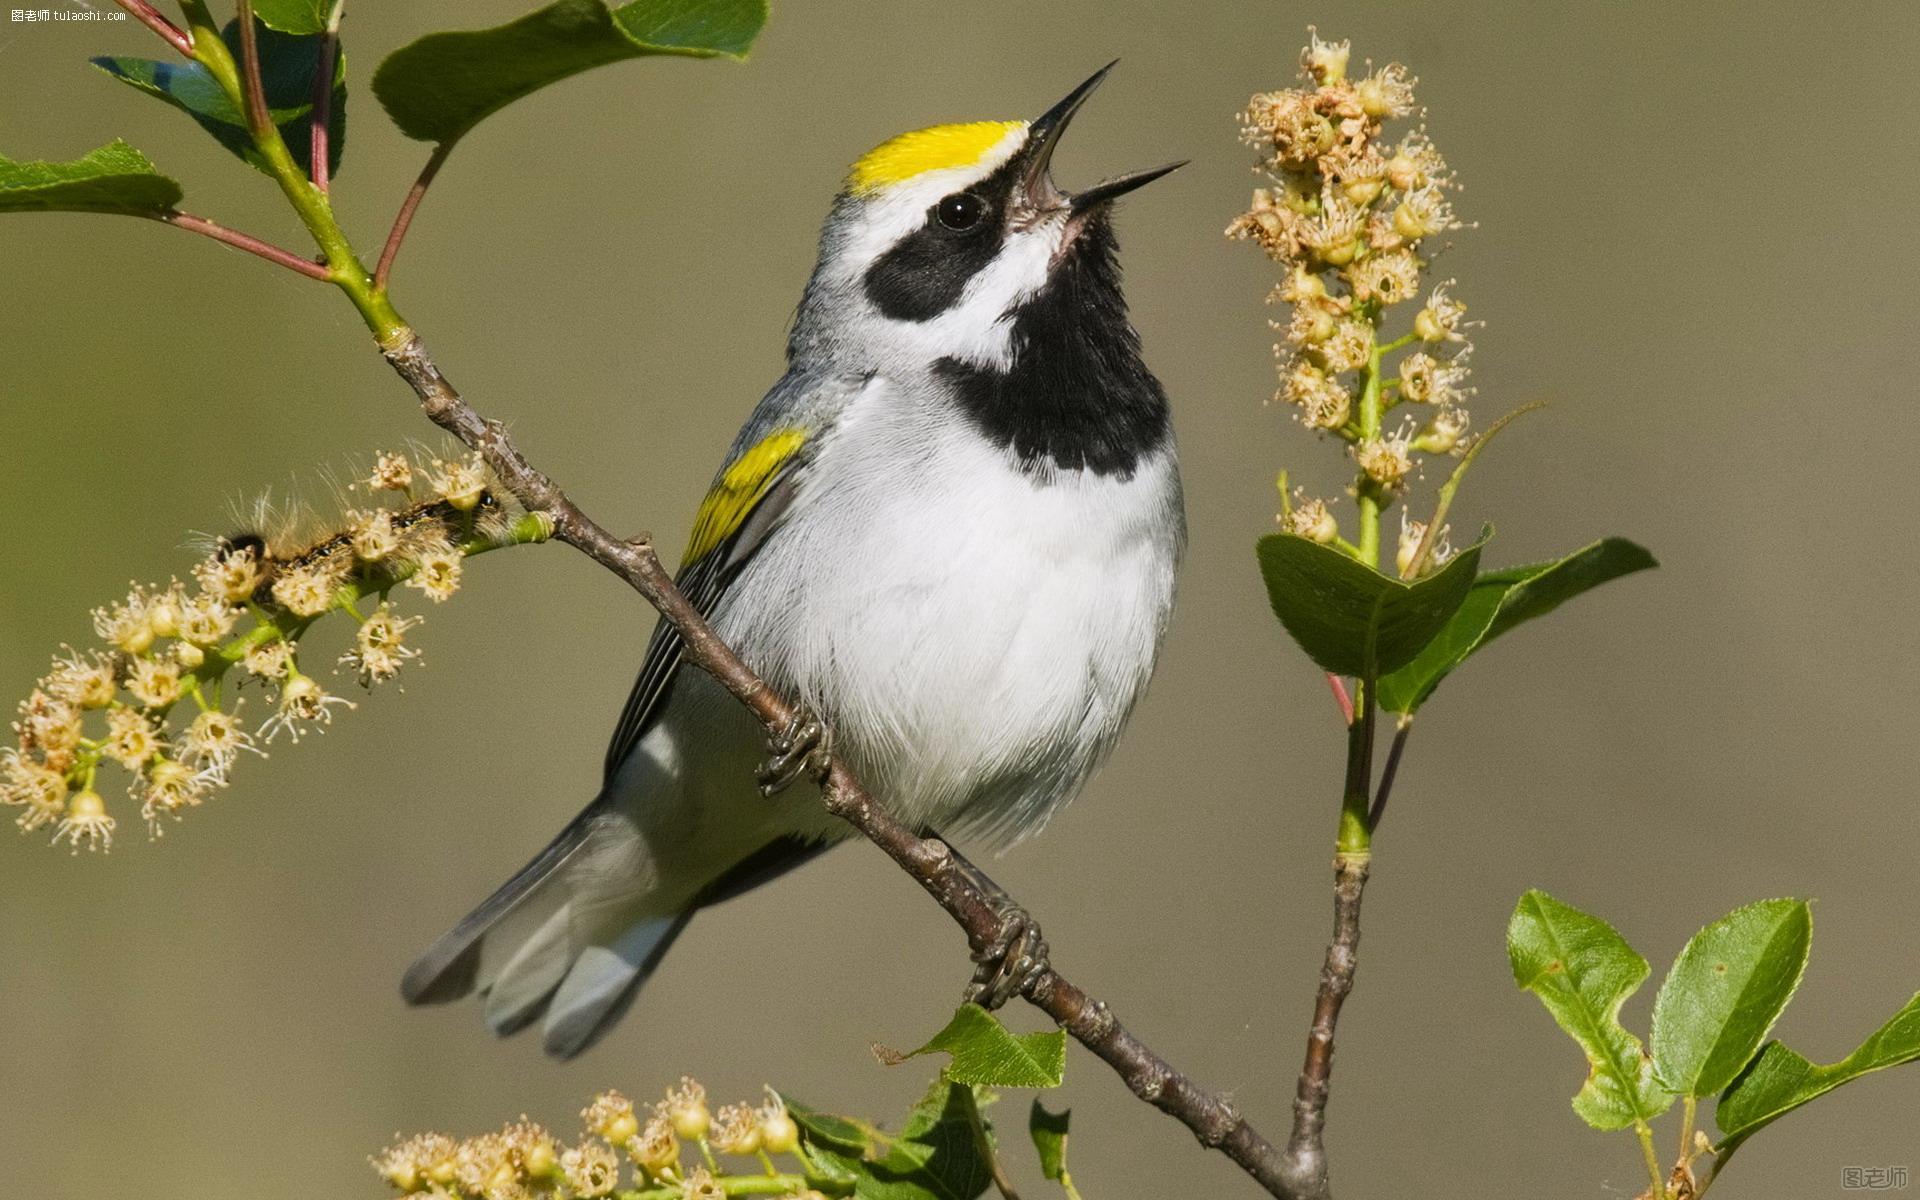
left=1336, top=678, right=1375, bottom=854
left=182, top=4, right=408, bottom=344
left=1353, top=338, right=1386, bottom=569
left=1633, top=1120, right=1667, bottom=1200
left=1677, top=1096, right=1696, bottom=1170
left=613, top=1175, right=810, bottom=1198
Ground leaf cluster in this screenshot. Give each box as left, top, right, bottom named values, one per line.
left=1509, top=891, right=1920, bottom=1188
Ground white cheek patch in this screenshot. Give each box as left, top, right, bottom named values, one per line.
left=915, top=220, right=1063, bottom=368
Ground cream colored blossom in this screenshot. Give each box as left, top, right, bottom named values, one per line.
left=1355, top=431, right=1416, bottom=489
left=260, top=675, right=353, bottom=744
left=1356, top=63, right=1417, bottom=119
left=341, top=605, right=422, bottom=686
left=194, top=545, right=265, bottom=603
left=366, top=451, right=415, bottom=494
left=405, top=548, right=464, bottom=603
left=1284, top=497, right=1341, bottom=544
left=429, top=453, right=488, bottom=512
left=559, top=1139, right=619, bottom=1198
left=125, top=656, right=184, bottom=709
left=664, top=1077, right=711, bottom=1141
left=104, top=707, right=159, bottom=769
left=43, top=651, right=116, bottom=710
left=271, top=559, right=344, bottom=618
left=53, top=789, right=114, bottom=852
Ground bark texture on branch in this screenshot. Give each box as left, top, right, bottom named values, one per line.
left=379, top=333, right=1311, bottom=1197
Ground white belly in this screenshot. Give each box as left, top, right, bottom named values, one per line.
left=717, top=383, right=1184, bottom=843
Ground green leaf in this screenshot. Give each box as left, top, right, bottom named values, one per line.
left=372, top=0, right=767, bottom=145
left=782, top=1094, right=877, bottom=1154
left=1256, top=528, right=1487, bottom=679
left=806, top=1081, right=993, bottom=1200
left=1029, top=1100, right=1070, bottom=1182
left=253, top=0, right=335, bottom=35
left=94, top=19, right=346, bottom=180
left=1508, top=889, right=1674, bottom=1129
left=905, top=1004, right=1066, bottom=1089
left=1716, top=992, right=1920, bottom=1152
left=0, top=140, right=182, bottom=213
left=1377, top=538, right=1657, bottom=713
left=1650, top=899, right=1812, bottom=1098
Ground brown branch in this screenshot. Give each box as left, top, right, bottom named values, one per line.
left=113, top=0, right=193, bottom=54
left=1282, top=852, right=1369, bottom=1197
left=374, top=142, right=455, bottom=292
left=153, top=210, right=332, bottom=280
left=378, top=333, right=1309, bottom=1199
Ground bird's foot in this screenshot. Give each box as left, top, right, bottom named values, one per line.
left=756, top=706, right=834, bottom=797
left=963, top=902, right=1050, bottom=1011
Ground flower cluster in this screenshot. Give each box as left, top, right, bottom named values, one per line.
left=374, top=1080, right=822, bottom=1200
left=1228, top=30, right=1479, bottom=574
left=3, top=449, right=549, bottom=851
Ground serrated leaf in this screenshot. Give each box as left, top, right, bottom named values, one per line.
left=905, top=1004, right=1066, bottom=1089
left=1029, top=1100, right=1070, bottom=1182
left=1508, top=889, right=1674, bottom=1129
left=93, top=19, right=346, bottom=178
left=1716, top=992, right=1920, bottom=1153
left=1651, top=899, right=1812, bottom=1098
left=371, top=0, right=766, bottom=145
left=1377, top=538, right=1656, bottom=713
left=253, top=0, right=334, bottom=35
left=1256, top=528, right=1487, bottom=679
left=0, top=140, right=182, bottom=213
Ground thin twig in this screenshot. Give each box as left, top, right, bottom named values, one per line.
left=154, top=211, right=331, bottom=280
left=112, top=0, right=193, bottom=54
left=309, top=10, right=341, bottom=195
left=377, top=334, right=1307, bottom=1199
left=375, top=142, right=455, bottom=291
left=1324, top=673, right=1353, bottom=725
left=234, top=1, right=272, bottom=140
left=1367, top=720, right=1411, bottom=830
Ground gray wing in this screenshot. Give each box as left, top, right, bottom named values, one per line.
left=599, top=368, right=865, bottom=783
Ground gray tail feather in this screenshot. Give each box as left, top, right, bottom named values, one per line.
left=400, top=802, right=600, bottom=1007
left=404, top=822, right=830, bottom=1060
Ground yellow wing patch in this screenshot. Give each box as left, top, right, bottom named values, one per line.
left=683, top=428, right=807, bottom=566
left=848, top=121, right=1025, bottom=194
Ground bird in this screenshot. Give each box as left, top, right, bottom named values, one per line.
left=401, top=64, right=1187, bottom=1059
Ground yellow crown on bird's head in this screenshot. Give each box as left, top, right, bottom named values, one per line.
left=846, top=121, right=1026, bottom=194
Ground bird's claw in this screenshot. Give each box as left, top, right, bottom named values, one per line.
left=757, top=707, right=833, bottom=797
left=963, top=904, right=1049, bottom=1011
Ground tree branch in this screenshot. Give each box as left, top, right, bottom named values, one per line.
left=378, top=333, right=1306, bottom=1198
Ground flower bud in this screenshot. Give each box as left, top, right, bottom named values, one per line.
left=664, top=1078, right=710, bottom=1142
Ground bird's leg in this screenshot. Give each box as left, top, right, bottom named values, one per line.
left=937, top=837, right=1051, bottom=1011
left=756, top=704, right=834, bottom=796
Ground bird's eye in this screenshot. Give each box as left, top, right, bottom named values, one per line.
left=935, top=192, right=986, bottom=232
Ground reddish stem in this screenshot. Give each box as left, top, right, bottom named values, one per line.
left=374, top=142, right=455, bottom=291
left=156, top=211, right=332, bottom=280
left=113, top=0, right=192, bottom=54
left=234, top=0, right=272, bottom=139
left=310, top=27, right=339, bottom=195
left=1325, top=673, right=1354, bottom=725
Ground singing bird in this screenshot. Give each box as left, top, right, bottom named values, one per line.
left=402, top=66, right=1186, bottom=1058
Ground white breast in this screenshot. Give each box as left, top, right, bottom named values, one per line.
left=717, top=376, right=1184, bottom=843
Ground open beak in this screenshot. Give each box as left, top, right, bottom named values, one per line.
left=1021, top=62, right=1186, bottom=216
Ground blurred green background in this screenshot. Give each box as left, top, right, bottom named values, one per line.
left=3, top=2, right=1918, bottom=1197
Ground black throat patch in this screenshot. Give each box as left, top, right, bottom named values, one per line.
left=933, top=217, right=1170, bottom=479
